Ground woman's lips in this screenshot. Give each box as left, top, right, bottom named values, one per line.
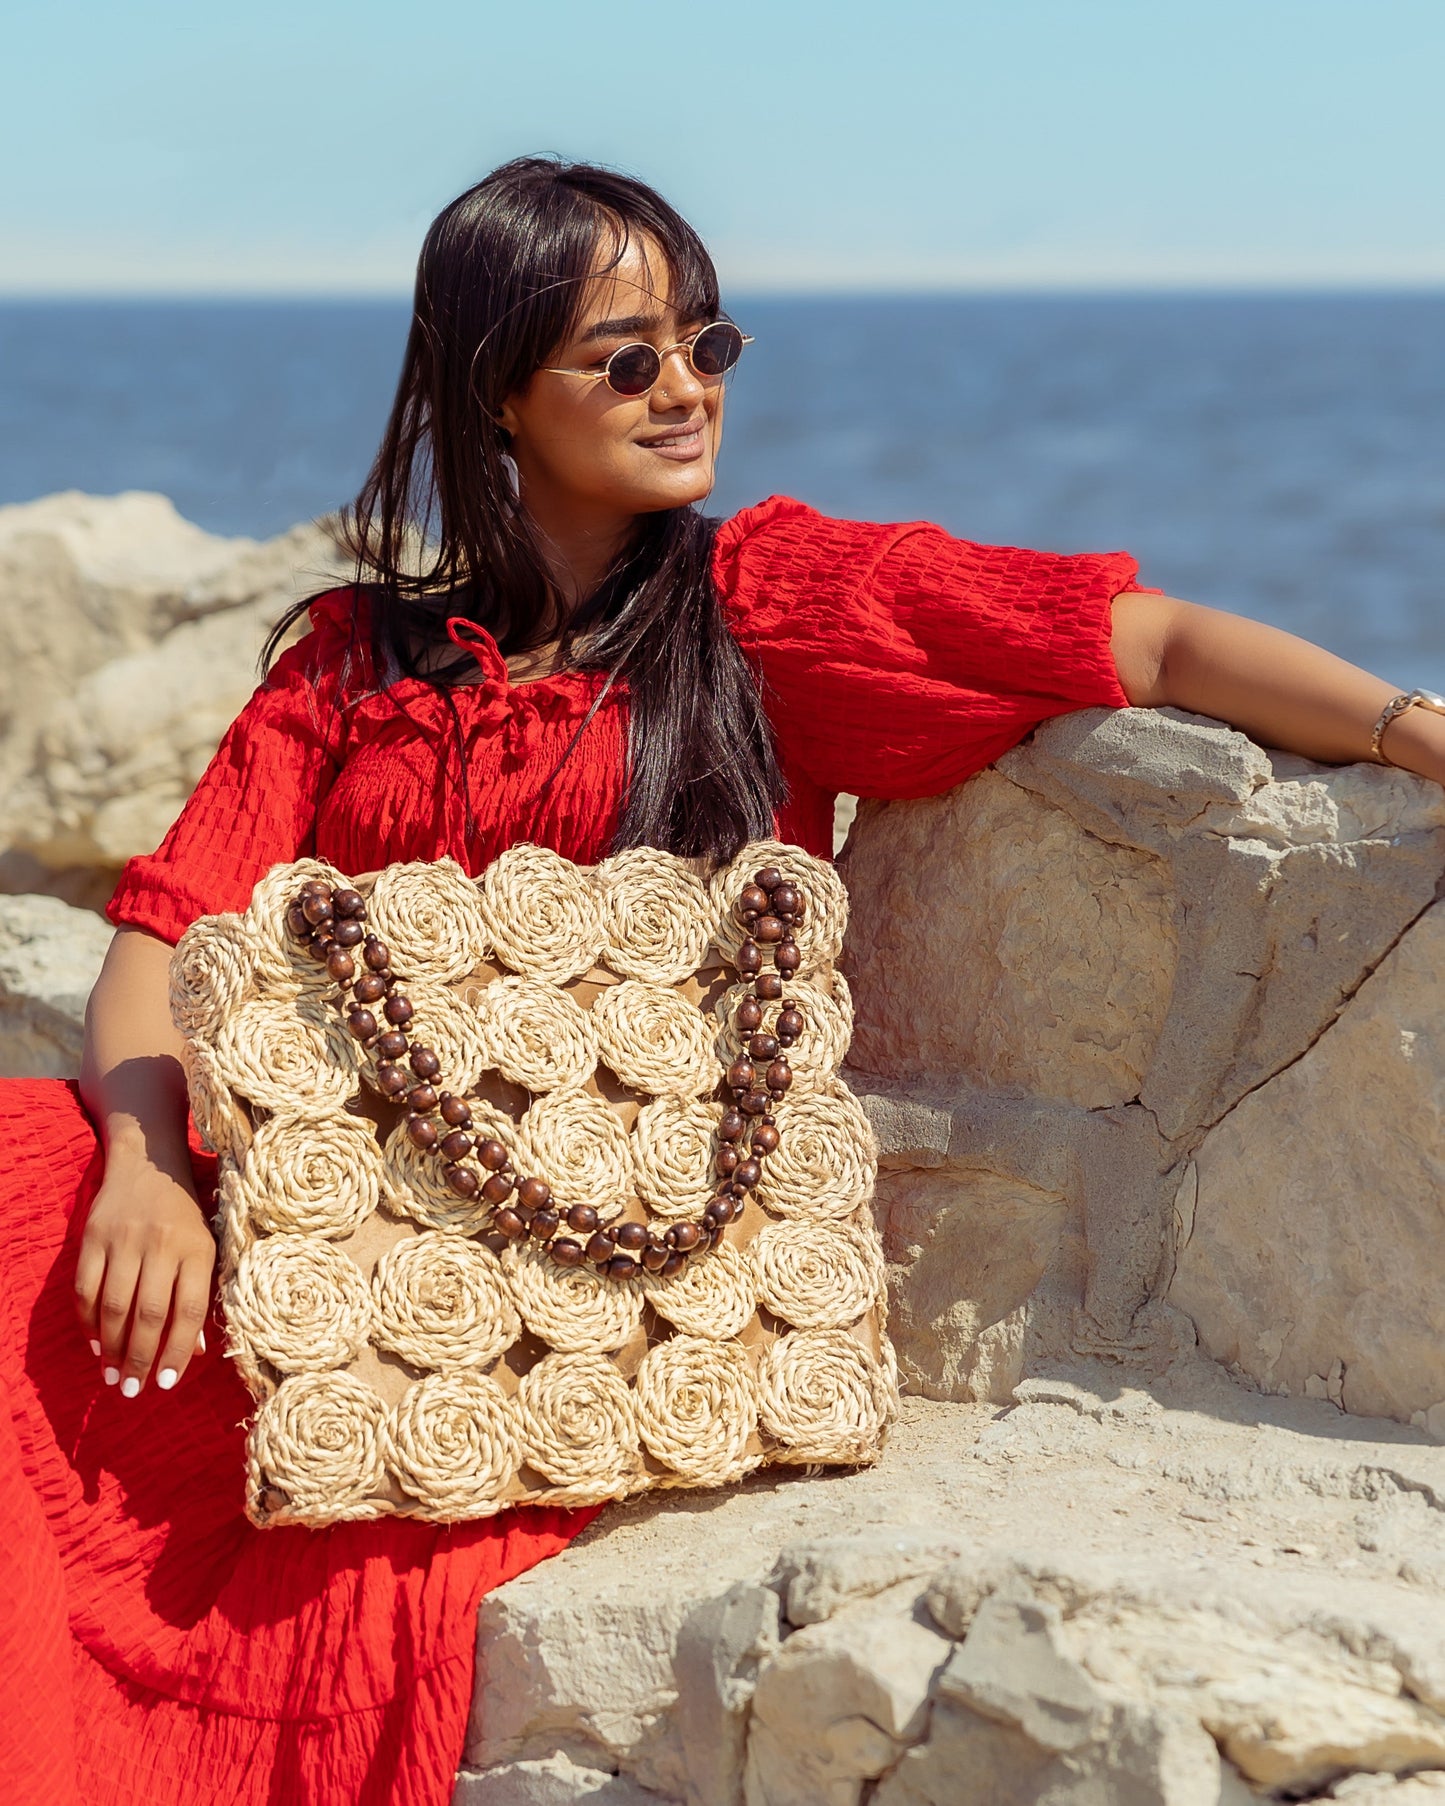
left=636, top=424, right=707, bottom=462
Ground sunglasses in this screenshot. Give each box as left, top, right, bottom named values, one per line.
left=541, top=319, right=753, bottom=398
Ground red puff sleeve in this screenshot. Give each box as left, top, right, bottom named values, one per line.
left=105, top=591, right=358, bottom=945
left=713, top=496, right=1143, bottom=801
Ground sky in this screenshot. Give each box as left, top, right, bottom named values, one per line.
left=3, top=0, right=1444, bottom=295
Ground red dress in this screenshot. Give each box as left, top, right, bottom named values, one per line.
left=0, top=498, right=1138, bottom=1806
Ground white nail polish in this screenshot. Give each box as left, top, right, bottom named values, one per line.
left=157, top=1368, right=179, bottom=1391
left=103, top=1367, right=120, bottom=1386
left=89, top=1339, right=102, bottom=1357
left=121, top=1376, right=141, bottom=1399
left=198, top=1330, right=207, bottom=1354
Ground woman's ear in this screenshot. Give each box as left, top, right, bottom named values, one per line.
left=495, top=401, right=518, bottom=435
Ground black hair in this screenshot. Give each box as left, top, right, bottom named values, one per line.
left=262, top=155, right=786, bottom=865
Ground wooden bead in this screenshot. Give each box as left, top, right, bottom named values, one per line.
left=774, top=942, right=802, bottom=974
left=736, top=939, right=762, bottom=975
left=363, top=938, right=391, bottom=972
left=353, top=974, right=387, bottom=1005
left=615, top=1221, right=649, bottom=1253
left=748, top=1033, right=779, bottom=1061
left=332, top=888, right=365, bottom=918
left=516, top=1176, right=551, bottom=1209
left=718, top=1109, right=746, bottom=1143
left=754, top=915, right=784, bottom=944
left=756, top=972, right=784, bottom=1001
left=332, top=918, right=365, bottom=947
left=771, top=883, right=800, bottom=916
left=301, top=894, right=333, bottom=927
left=766, top=1060, right=793, bottom=1094
left=776, top=1007, right=804, bottom=1041
left=443, top=1163, right=479, bottom=1197
left=742, top=1089, right=771, bottom=1116
left=672, top=1222, right=702, bottom=1252
left=376, top=1029, right=407, bottom=1059
left=383, top=994, right=414, bottom=1026
left=703, top=1198, right=732, bottom=1229
left=493, top=1207, right=526, bottom=1240
left=737, top=996, right=764, bottom=1033
left=409, top=1046, right=441, bottom=1080
left=754, top=866, right=785, bottom=892
left=376, top=1062, right=409, bottom=1096
left=725, top=1059, right=755, bottom=1093
left=586, top=1232, right=617, bottom=1265
left=439, top=1129, right=472, bottom=1161
left=347, top=1008, right=377, bottom=1041
left=306, top=936, right=332, bottom=963
left=734, top=1157, right=762, bottom=1190
left=641, top=1244, right=670, bottom=1273
left=285, top=902, right=310, bottom=938
left=481, top=1172, right=514, bottom=1205
left=661, top=1251, right=687, bottom=1278
left=567, top=1204, right=599, bottom=1234
left=715, top=1145, right=740, bottom=1175
left=750, top=1122, right=780, bottom=1156
left=407, top=1083, right=438, bottom=1114
left=300, top=878, right=331, bottom=897
left=405, top=1114, right=438, bottom=1150
left=606, top=1255, right=638, bottom=1282
left=478, top=1138, right=510, bottom=1171
left=739, top=883, right=770, bottom=915
left=530, top=1207, right=560, bottom=1240
left=551, top=1237, right=584, bottom=1267
left=439, top=1095, right=472, bottom=1128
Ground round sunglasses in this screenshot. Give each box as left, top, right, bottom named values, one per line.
left=541, top=319, right=753, bottom=398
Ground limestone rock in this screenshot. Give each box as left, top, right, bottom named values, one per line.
left=0, top=892, right=113, bottom=1077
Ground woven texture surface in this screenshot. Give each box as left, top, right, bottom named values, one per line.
left=178, top=839, right=895, bottom=1527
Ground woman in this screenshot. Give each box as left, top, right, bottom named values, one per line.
left=4, top=156, right=1443, bottom=1806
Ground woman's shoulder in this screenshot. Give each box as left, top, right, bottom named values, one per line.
left=265, top=584, right=374, bottom=690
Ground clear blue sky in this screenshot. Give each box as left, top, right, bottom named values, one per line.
left=4, top=0, right=1443, bottom=294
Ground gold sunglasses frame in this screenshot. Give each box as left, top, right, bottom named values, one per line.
left=541, top=321, right=754, bottom=396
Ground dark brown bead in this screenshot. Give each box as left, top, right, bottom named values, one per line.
left=754, top=866, right=785, bottom=892
left=332, top=918, right=365, bottom=948
left=739, top=883, right=770, bottom=915
left=718, top=1109, right=746, bottom=1143
left=740, top=908, right=760, bottom=927
left=376, top=1029, right=408, bottom=1059
left=347, top=1008, right=378, bottom=1041
left=725, top=1059, right=755, bottom=1093
left=300, top=878, right=331, bottom=897
left=606, top=1255, right=638, bottom=1282
left=775, top=942, right=802, bottom=974
left=353, top=973, right=387, bottom=1004
left=568, top=1204, right=599, bottom=1233
left=742, top=1089, right=771, bottom=1116
left=703, top=1198, right=732, bottom=1229
left=750, top=1122, right=780, bottom=1156
left=766, top=1060, right=793, bottom=1094
left=756, top=972, right=784, bottom=1001
left=672, top=1222, right=702, bottom=1252
left=383, top=994, right=413, bottom=1026
left=405, top=1114, right=438, bottom=1151
left=715, top=1145, right=740, bottom=1176
left=776, top=1008, right=804, bottom=1041
left=586, top=1231, right=617, bottom=1265
left=771, top=883, right=801, bottom=916
left=734, top=1157, right=762, bottom=1190
left=754, top=914, right=785, bottom=944
left=409, top=1046, right=441, bottom=1080
left=661, top=1250, right=687, bottom=1278
left=481, top=1172, right=514, bottom=1205
left=736, top=938, right=762, bottom=975
left=376, top=1062, right=409, bottom=1096
left=531, top=1207, right=560, bottom=1241
left=615, top=1221, right=649, bottom=1252
left=363, top=938, right=390, bottom=972
left=478, top=1138, right=510, bottom=1171
left=493, top=1207, right=526, bottom=1240
left=306, top=936, right=332, bottom=963
left=737, top=996, right=764, bottom=1033
left=642, top=1244, right=670, bottom=1273
left=285, top=902, right=310, bottom=938
left=551, top=1237, right=585, bottom=1267
left=439, top=1094, right=472, bottom=1128
left=516, top=1176, right=551, bottom=1209
left=407, top=1083, right=438, bottom=1114
left=748, top=1033, right=779, bottom=1061
left=443, top=1163, right=479, bottom=1197
left=439, top=1129, right=472, bottom=1161
left=332, top=888, right=365, bottom=919
left=301, top=893, right=333, bottom=927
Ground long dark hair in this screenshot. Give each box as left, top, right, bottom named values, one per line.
left=264, top=156, right=786, bottom=865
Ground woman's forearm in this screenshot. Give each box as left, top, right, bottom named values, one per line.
left=1110, top=592, right=1445, bottom=785
left=80, top=925, right=195, bottom=1184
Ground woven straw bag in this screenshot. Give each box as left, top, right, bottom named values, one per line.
left=171, top=839, right=895, bottom=1526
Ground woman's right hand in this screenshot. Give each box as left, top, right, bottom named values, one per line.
left=73, top=1149, right=216, bottom=1394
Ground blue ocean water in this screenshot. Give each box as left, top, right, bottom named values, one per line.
left=2, top=294, right=1443, bottom=687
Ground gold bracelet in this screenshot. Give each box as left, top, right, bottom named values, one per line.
left=1370, top=689, right=1445, bottom=764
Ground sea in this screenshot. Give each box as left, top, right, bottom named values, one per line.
left=2, top=294, right=1443, bottom=688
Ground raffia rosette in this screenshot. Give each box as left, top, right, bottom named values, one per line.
left=476, top=843, right=605, bottom=981
left=382, top=1100, right=519, bottom=1234
left=394, top=979, right=488, bottom=1098
left=371, top=1235, right=520, bottom=1369
left=594, top=845, right=715, bottom=983
left=513, top=1085, right=632, bottom=1217
left=384, top=1371, right=519, bottom=1517
left=233, top=1111, right=383, bottom=1240
left=755, top=1086, right=878, bottom=1221
left=706, top=839, right=848, bottom=971
left=225, top=1235, right=374, bottom=1374
left=365, top=858, right=491, bottom=983
left=169, top=915, right=263, bottom=1040
left=515, top=1352, right=643, bottom=1497
left=756, top=1329, right=895, bottom=1464
left=211, top=994, right=357, bottom=1114
left=591, top=979, right=720, bottom=1097
left=504, top=1243, right=645, bottom=1353
left=711, top=973, right=854, bottom=1094
left=470, top=975, right=598, bottom=1091
left=630, top=1097, right=718, bottom=1219
left=243, top=858, right=350, bottom=993
left=641, top=1240, right=756, bottom=1340
left=751, top=1220, right=884, bottom=1329
left=180, top=1038, right=252, bottom=1159
left=248, top=1372, right=388, bottom=1525
left=633, top=1335, right=760, bottom=1486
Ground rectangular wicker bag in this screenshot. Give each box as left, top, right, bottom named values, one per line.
left=170, top=838, right=896, bottom=1526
